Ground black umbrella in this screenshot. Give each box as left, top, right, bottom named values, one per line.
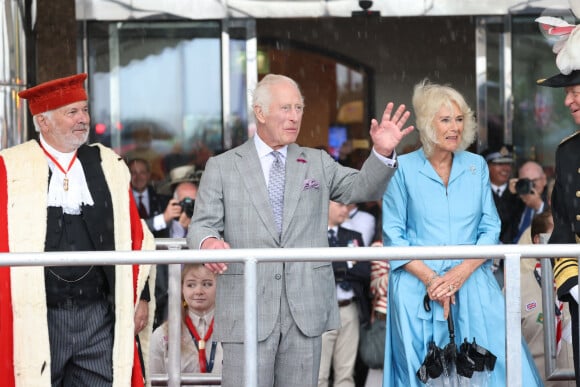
left=417, top=295, right=496, bottom=386
left=416, top=341, right=445, bottom=383
left=458, top=337, right=497, bottom=386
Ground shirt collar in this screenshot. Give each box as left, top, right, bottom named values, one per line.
left=40, top=134, right=76, bottom=164
left=491, top=183, right=508, bottom=196
left=188, top=308, right=215, bottom=325
left=328, top=226, right=339, bottom=234
left=254, top=133, right=288, bottom=160
left=133, top=188, right=149, bottom=201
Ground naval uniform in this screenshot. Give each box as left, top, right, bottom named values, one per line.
left=549, top=131, right=580, bottom=386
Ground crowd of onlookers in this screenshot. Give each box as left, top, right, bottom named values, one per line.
left=137, top=137, right=575, bottom=387
left=3, top=20, right=578, bottom=383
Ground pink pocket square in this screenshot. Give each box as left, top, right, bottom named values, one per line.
left=303, top=179, right=320, bottom=190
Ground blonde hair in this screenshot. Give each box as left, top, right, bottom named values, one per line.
left=162, top=263, right=217, bottom=352
left=412, top=79, right=477, bottom=157
left=180, top=263, right=216, bottom=315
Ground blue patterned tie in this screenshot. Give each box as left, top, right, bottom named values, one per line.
left=328, top=229, right=338, bottom=247
left=268, top=151, right=285, bottom=235
left=514, top=207, right=534, bottom=243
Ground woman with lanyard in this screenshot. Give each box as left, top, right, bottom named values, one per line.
left=150, top=263, right=222, bottom=380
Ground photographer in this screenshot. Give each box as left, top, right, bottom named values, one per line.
left=129, top=158, right=181, bottom=237
left=170, top=180, right=198, bottom=238
left=509, top=160, right=549, bottom=243
left=154, top=165, right=201, bottom=327
left=157, top=165, right=201, bottom=238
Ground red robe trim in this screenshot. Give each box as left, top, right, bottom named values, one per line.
left=0, top=142, right=154, bottom=387
left=0, top=157, right=15, bottom=387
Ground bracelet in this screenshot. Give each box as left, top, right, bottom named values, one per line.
left=425, top=273, right=439, bottom=289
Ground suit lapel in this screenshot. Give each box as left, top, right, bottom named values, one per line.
left=282, top=144, right=308, bottom=240
left=235, top=140, right=280, bottom=242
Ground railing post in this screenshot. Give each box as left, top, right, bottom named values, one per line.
left=244, top=258, right=258, bottom=387
left=504, top=253, right=522, bottom=387
left=578, top=254, right=580, bottom=383
left=540, top=258, right=559, bottom=378
left=167, top=258, right=182, bottom=386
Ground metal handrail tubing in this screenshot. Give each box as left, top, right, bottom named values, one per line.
left=149, top=373, right=221, bottom=385
left=2, top=242, right=580, bottom=266
left=2, top=242, right=579, bottom=387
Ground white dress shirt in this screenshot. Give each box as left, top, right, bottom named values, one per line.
left=40, top=135, right=94, bottom=215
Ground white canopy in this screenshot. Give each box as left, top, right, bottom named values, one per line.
left=75, top=0, right=575, bottom=20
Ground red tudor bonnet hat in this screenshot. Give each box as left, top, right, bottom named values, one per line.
left=18, top=73, right=88, bottom=115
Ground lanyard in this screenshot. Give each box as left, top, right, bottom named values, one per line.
left=39, top=143, right=77, bottom=191
left=533, top=262, right=562, bottom=317
left=533, top=262, right=564, bottom=346
left=184, top=315, right=216, bottom=373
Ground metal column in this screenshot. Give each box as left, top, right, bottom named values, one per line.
left=0, top=0, right=28, bottom=149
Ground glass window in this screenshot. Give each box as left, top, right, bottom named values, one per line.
left=86, top=21, right=223, bottom=182
left=512, top=15, right=577, bottom=176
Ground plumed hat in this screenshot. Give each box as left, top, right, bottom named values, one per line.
left=18, top=73, right=88, bottom=115
left=536, top=2, right=580, bottom=87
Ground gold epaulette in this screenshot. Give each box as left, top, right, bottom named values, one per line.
left=559, top=130, right=580, bottom=146
left=554, top=257, right=579, bottom=290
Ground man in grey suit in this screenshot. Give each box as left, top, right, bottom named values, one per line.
left=187, top=73, right=414, bottom=387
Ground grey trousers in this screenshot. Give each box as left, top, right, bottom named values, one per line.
left=221, top=277, right=322, bottom=387
left=47, top=299, right=114, bottom=387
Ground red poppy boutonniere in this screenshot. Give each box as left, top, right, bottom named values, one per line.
left=297, top=158, right=307, bottom=163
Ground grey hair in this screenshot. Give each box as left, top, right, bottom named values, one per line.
left=412, top=79, right=477, bottom=157
left=251, top=74, right=304, bottom=115
left=32, top=110, right=53, bottom=132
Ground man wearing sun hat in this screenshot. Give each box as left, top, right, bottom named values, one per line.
left=537, top=9, right=580, bottom=384
left=0, top=73, right=155, bottom=387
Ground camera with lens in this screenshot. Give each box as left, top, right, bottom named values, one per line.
left=178, top=197, right=195, bottom=218
left=515, top=178, right=534, bottom=195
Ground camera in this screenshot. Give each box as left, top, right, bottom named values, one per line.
left=178, top=197, right=195, bottom=218
left=515, top=178, right=534, bottom=195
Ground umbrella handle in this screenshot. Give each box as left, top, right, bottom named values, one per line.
left=447, top=304, right=455, bottom=341
left=424, top=294, right=456, bottom=341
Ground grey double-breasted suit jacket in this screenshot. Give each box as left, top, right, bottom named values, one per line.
left=187, top=139, right=395, bottom=342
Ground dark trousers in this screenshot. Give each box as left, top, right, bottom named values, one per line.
left=47, top=299, right=114, bottom=387
left=570, top=299, right=580, bottom=387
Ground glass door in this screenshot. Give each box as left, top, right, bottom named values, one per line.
left=83, top=18, right=256, bottom=183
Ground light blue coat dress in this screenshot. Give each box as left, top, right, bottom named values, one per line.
left=382, top=148, right=542, bottom=386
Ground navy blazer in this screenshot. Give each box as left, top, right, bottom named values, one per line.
left=142, top=185, right=171, bottom=238
left=331, top=226, right=371, bottom=325
left=492, top=188, right=525, bottom=244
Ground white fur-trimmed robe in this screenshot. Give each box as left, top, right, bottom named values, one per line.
left=0, top=140, right=155, bottom=387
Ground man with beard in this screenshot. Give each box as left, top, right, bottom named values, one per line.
left=0, top=73, right=155, bottom=387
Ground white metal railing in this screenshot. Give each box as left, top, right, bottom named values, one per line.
left=2, top=241, right=580, bottom=386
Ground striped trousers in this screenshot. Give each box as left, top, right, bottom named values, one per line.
left=47, top=299, right=114, bottom=387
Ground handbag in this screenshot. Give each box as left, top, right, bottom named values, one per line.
left=358, top=318, right=386, bottom=369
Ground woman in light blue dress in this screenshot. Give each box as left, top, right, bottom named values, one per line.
left=382, top=80, right=542, bottom=386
